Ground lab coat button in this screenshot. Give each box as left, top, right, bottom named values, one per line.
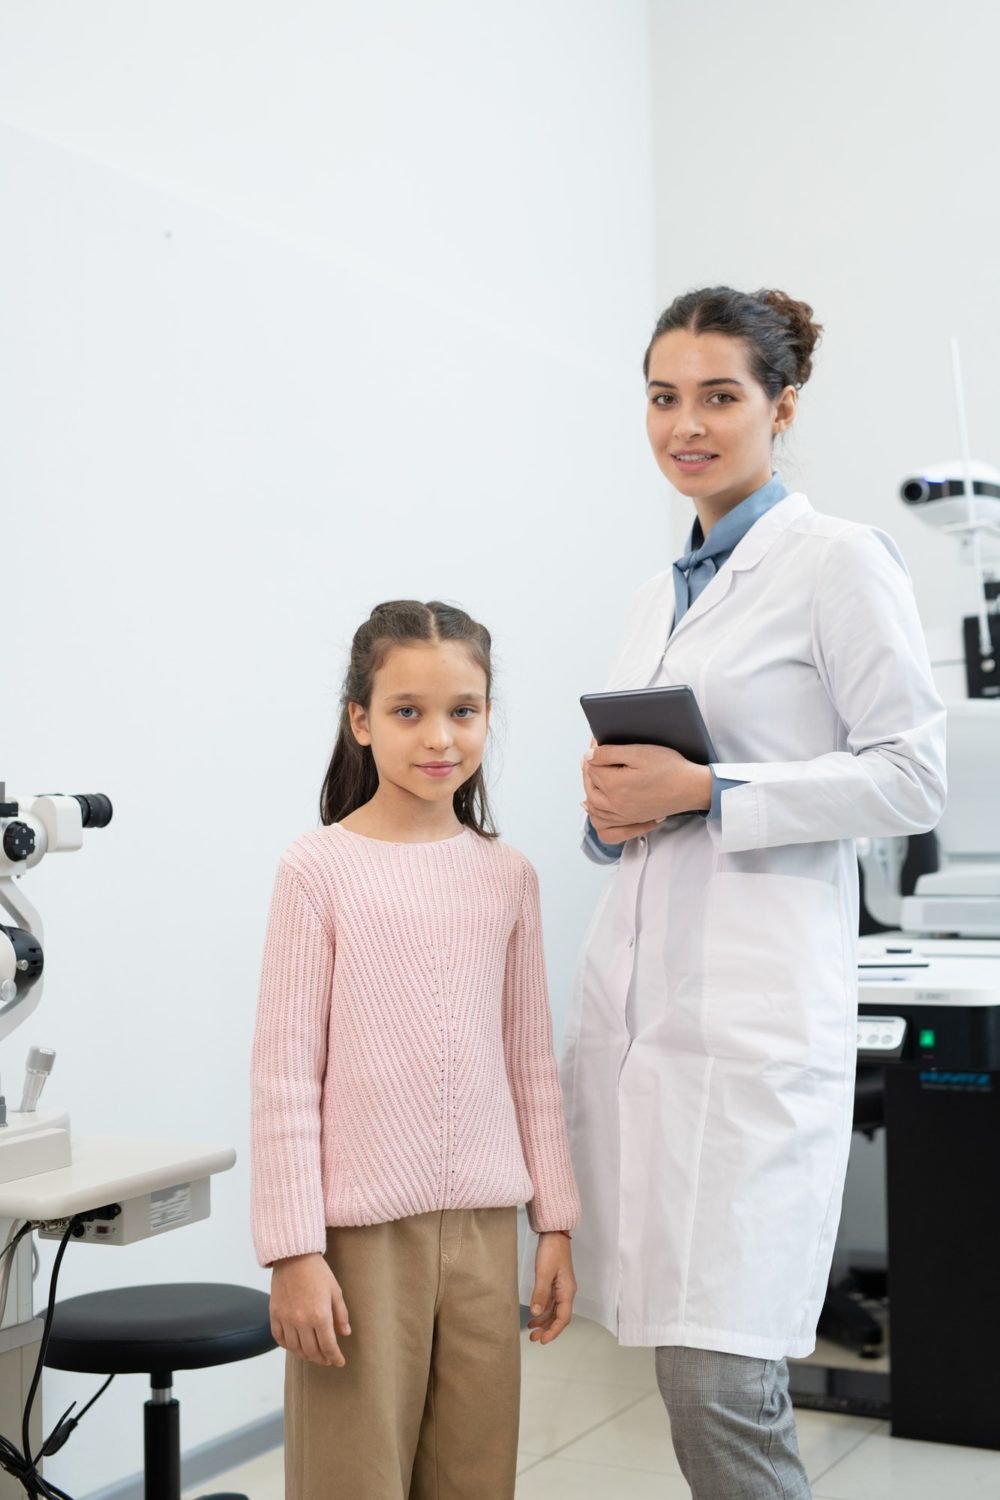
left=627, top=936, right=635, bottom=948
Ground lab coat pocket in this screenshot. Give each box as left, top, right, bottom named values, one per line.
left=702, top=871, right=848, bottom=1067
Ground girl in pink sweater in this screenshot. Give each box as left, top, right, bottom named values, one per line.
left=251, top=599, right=580, bottom=1500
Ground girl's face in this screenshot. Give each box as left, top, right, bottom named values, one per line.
left=645, top=329, right=796, bottom=522
left=349, top=641, right=490, bottom=807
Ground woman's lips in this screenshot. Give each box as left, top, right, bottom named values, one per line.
left=671, top=452, right=718, bottom=475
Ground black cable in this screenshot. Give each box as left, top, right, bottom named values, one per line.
left=39, top=1373, right=115, bottom=1457
left=0, top=1217, right=117, bottom=1498
left=23, top=1218, right=76, bottom=1472
left=0, top=1223, right=33, bottom=1265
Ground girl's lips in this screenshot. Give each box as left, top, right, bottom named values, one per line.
left=416, top=763, right=459, bottom=778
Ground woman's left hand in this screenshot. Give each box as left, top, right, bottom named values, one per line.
left=583, top=743, right=712, bottom=840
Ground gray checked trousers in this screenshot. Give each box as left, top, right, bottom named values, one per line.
left=655, top=1346, right=812, bottom=1499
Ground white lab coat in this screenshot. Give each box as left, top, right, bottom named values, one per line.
left=553, top=493, right=946, bottom=1359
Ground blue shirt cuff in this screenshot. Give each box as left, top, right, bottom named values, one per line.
left=709, top=769, right=745, bottom=819
left=584, top=817, right=624, bottom=863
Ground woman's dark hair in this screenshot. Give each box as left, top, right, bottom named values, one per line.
left=320, top=599, right=497, bottom=837
left=642, top=286, right=823, bottom=396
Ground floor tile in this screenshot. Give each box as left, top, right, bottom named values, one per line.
left=521, top=1317, right=657, bottom=1390
left=794, top=1409, right=883, bottom=1480
left=519, top=1373, right=647, bottom=1456
left=182, top=1443, right=283, bottom=1499
left=555, top=1391, right=682, bottom=1474
left=812, top=1428, right=1000, bottom=1498
left=515, top=1456, right=691, bottom=1497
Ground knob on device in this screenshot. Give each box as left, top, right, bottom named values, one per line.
left=19, top=1046, right=55, bottom=1113
left=2, top=823, right=35, bottom=863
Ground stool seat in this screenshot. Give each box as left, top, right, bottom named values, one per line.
left=44, top=1283, right=275, bottom=1376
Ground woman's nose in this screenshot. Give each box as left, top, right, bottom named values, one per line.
left=675, top=405, right=707, bottom=438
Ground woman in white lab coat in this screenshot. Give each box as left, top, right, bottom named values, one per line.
left=562, top=288, right=946, bottom=1499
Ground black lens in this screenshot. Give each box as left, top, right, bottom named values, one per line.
left=73, top=794, right=113, bottom=828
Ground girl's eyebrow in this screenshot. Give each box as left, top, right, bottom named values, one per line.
left=647, top=378, right=745, bottom=390
left=383, top=691, right=487, bottom=704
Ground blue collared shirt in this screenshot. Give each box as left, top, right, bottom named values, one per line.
left=586, top=473, right=788, bottom=861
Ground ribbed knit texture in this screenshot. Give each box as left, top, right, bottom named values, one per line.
left=250, top=824, right=580, bottom=1266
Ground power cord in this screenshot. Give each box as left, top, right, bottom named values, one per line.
left=0, top=1216, right=113, bottom=1498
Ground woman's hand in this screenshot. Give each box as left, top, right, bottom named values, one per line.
left=582, top=743, right=712, bottom=843
left=527, top=1234, right=577, bottom=1344
left=270, top=1252, right=351, bottom=1367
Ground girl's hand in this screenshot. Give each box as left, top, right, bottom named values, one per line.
left=582, top=743, right=712, bottom=841
left=527, top=1234, right=577, bottom=1344
left=270, top=1252, right=351, bottom=1367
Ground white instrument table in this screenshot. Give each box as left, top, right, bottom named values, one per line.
left=0, top=1136, right=235, bottom=1221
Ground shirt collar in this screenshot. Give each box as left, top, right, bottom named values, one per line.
left=684, top=471, right=789, bottom=560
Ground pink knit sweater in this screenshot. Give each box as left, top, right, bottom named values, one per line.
left=250, top=824, right=580, bottom=1266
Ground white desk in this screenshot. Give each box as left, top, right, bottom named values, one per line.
left=0, top=1135, right=235, bottom=1222
left=0, top=1135, right=236, bottom=1498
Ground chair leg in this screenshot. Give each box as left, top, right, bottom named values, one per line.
left=145, top=1376, right=181, bottom=1500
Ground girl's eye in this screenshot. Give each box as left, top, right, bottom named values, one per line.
left=453, top=706, right=476, bottom=719
left=395, top=707, right=418, bottom=719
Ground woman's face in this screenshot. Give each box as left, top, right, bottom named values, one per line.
left=645, top=329, right=796, bottom=523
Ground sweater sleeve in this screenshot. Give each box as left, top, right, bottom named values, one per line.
left=711, top=528, right=947, bottom=853
left=502, top=858, right=581, bottom=1234
left=250, top=858, right=335, bottom=1267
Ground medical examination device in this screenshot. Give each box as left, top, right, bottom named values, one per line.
left=792, top=340, right=1000, bottom=1450
left=0, top=785, right=235, bottom=1495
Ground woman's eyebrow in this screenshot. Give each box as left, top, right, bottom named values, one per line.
left=647, top=378, right=745, bottom=390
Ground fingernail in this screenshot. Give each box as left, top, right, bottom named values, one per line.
left=532, top=1304, right=542, bottom=1314
left=345, top=1325, right=351, bottom=1335
left=584, top=748, right=595, bottom=761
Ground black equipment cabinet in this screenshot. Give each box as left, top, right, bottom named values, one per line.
left=881, top=1003, right=1000, bottom=1448
left=791, top=995, right=1000, bottom=1448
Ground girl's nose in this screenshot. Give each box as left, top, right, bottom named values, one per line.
left=425, top=718, right=454, bottom=748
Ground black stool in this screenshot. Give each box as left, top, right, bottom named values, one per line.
left=44, top=1283, right=276, bottom=1500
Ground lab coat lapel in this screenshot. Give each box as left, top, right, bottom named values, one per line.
left=665, top=493, right=812, bottom=653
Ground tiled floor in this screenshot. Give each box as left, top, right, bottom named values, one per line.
left=186, top=1318, right=1000, bottom=1498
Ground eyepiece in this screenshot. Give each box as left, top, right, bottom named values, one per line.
left=73, top=794, right=113, bottom=828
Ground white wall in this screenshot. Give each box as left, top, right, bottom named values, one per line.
left=0, top=4, right=659, bottom=1491
left=648, top=0, right=1000, bottom=1264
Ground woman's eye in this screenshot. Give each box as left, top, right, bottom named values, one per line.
left=709, top=392, right=736, bottom=404
left=652, top=393, right=675, bottom=407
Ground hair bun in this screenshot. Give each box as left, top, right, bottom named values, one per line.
left=757, top=290, right=823, bottom=387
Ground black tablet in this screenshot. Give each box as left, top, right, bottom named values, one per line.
left=580, top=685, right=718, bottom=764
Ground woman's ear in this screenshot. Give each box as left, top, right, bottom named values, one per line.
left=773, top=385, right=798, bottom=435
left=347, top=701, right=372, bottom=746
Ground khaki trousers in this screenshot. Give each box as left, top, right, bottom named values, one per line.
left=285, top=1207, right=520, bottom=1500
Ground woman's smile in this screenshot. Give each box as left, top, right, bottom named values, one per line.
left=670, top=451, right=719, bottom=474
